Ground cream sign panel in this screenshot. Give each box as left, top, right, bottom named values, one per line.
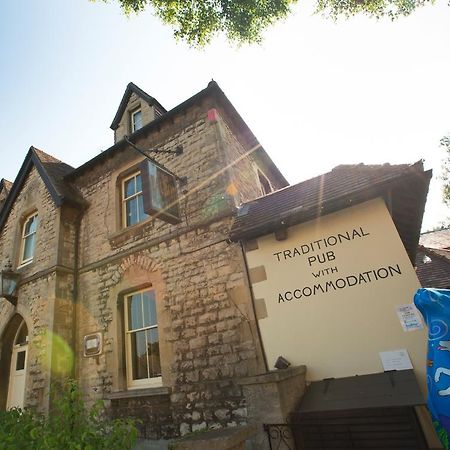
left=246, top=198, right=427, bottom=390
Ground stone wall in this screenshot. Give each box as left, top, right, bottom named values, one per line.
left=73, top=100, right=267, bottom=438
left=212, top=113, right=277, bottom=206
left=0, top=167, right=77, bottom=413
left=0, top=167, right=58, bottom=271
left=0, top=92, right=277, bottom=440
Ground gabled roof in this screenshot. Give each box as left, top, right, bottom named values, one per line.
left=0, top=147, right=85, bottom=231
left=416, top=245, right=450, bottom=288
left=230, top=161, right=432, bottom=264
left=110, top=82, right=167, bottom=130
left=68, top=81, right=288, bottom=187
left=420, top=227, right=450, bottom=250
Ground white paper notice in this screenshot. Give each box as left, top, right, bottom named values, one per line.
left=379, top=349, right=413, bottom=371
left=395, top=304, right=423, bottom=332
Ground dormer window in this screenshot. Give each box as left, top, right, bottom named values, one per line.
left=131, top=109, right=143, bottom=133
left=20, top=212, right=38, bottom=265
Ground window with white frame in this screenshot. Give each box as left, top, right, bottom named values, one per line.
left=124, top=289, right=161, bottom=388
left=131, top=109, right=143, bottom=133
left=122, top=172, right=149, bottom=227
left=20, top=212, right=38, bottom=265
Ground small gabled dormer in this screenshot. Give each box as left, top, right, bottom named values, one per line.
left=110, top=82, right=167, bottom=143
left=0, top=179, right=12, bottom=212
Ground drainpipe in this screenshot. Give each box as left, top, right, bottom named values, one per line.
left=72, top=211, right=82, bottom=380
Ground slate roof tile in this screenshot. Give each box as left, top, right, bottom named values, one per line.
left=32, top=147, right=85, bottom=207
left=416, top=246, right=450, bottom=289
left=230, top=161, right=428, bottom=241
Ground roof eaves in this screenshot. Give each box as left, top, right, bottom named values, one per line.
left=229, top=166, right=430, bottom=242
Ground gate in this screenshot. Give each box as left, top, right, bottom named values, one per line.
left=264, top=423, right=295, bottom=450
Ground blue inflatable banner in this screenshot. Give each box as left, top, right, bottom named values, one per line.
left=415, top=288, right=450, bottom=449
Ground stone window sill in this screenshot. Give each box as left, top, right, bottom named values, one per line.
left=108, top=217, right=156, bottom=248
left=106, top=386, right=170, bottom=400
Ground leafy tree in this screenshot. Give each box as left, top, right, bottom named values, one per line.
left=0, top=380, right=138, bottom=450
left=101, top=0, right=297, bottom=46
left=440, top=135, right=450, bottom=208
left=316, top=0, right=432, bottom=20
left=97, top=0, right=435, bottom=46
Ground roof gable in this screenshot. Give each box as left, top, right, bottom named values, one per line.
left=110, top=82, right=167, bottom=130
left=68, top=81, right=288, bottom=187
left=0, top=147, right=85, bottom=231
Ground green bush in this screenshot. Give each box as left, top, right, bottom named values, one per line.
left=0, top=380, right=138, bottom=450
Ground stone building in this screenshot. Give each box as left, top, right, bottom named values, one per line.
left=0, top=80, right=439, bottom=449
left=0, top=81, right=287, bottom=439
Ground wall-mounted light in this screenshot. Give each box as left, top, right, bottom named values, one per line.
left=274, top=355, right=291, bottom=370
left=0, top=260, right=20, bottom=306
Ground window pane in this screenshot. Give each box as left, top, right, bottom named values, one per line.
left=147, top=329, right=161, bottom=378
left=143, top=291, right=157, bottom=327
left=126, top=197, right=138, bottom=226
left=133, top=111, right=142, bottom=131
left=15, top=322, right=28, bottom=346
left=124, top=177, right=136, bottom=199
left=128, top=294, right=143, bottom=331
left=130, top=330, right=148, bottom=380
left=25, top=215, right=38, bottom=235
left=16, top=351, right=26, bottom=371
left=137, top=194, right=148, bottom=223
left=23, top=234, right=35, bottom=261
left=136, top=174, right=142, bottom=193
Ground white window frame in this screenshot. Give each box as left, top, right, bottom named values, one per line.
left=122, top=172, right=148, bottom=228
left=131, top=109, right=142, bottom=133
left=19, top=212, right=38, bottom=266
left=124, top=288, right=162, bottom=389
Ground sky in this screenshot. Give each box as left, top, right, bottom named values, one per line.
left=0, top=0, right=449, bottom=231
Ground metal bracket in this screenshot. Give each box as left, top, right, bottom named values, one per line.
left=124, top=135, right=187, bottom=184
